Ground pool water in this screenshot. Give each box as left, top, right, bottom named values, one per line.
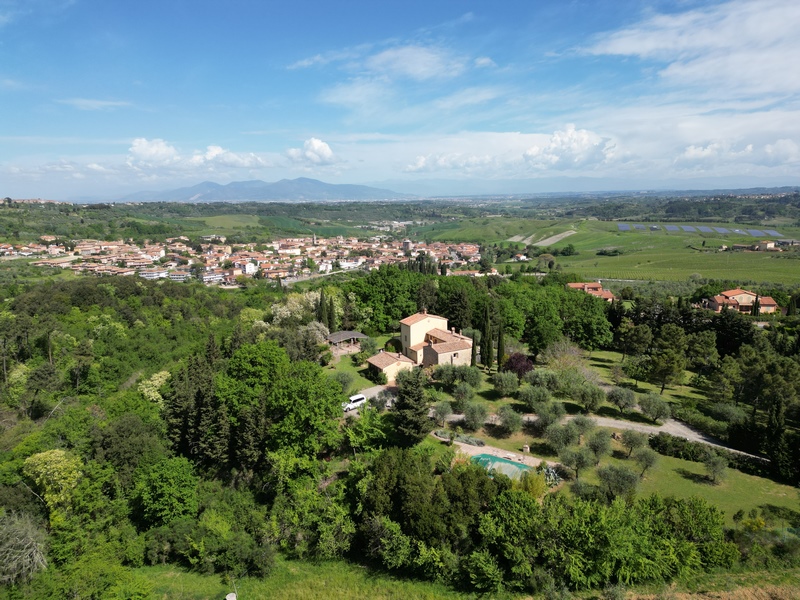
left=471, top=453, right=532, bottom=479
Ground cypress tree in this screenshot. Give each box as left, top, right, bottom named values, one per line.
left=497, top=324, right=505, bottom=368
left=317, top=289, right=327, bottom=323
left=328, top=297, right=337, bottom=331
left=482, top=304, right=493, bottom=371
left=470, top=332, right=477, bottom=367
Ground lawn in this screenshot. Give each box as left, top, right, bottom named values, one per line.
left=139, top=559, right=465, bottom=600
left=323, top=334, right=394, bottom=394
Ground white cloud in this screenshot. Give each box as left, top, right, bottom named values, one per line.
left=523, top=125, right=615, bottom=170
left=586, top=0, right=800, bottom=96
left=189, top=145, right=269, bottom=169
left=286, top=137, right=340, bottom=167
left=57, top=98, right=132, bottom=110
left=128, top=138, right=180, bottom=166
left=434, top=87, right=502, bottom=110
left=764, top=139, right=800, bottom=165
left=403, top=152, right=496, bottom=174
left=321, top=77, right=393, bottom=111
left=474, top=56, right=496, bottom=68
left=365, top=45, right=465, bottom=81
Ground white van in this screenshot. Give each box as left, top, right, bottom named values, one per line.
left=343, top=394, right=367, bottom=412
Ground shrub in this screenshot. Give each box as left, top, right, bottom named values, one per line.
left=432, top=364, right=457, bottom=388
left=532, top=401, right=566, bottom=433
left=710, top=403, right=747, bottom=424
left=452, top=382, right=475, bottom=413
left=545, top=422, right=580, bottom=453
left=492, top=371, right=519, bottom=397
left=433, top=400, right=453, bottom=427
left=523, top=368, right=560, bottom=391
left=497, top=405, right=523, bottom=436
left=587, top=430, right=611, bottom=463
left=574, top=383, right=605, bottom=414
left=518, top=384, right=550, bottom=412
left=463, top=402, right=489, bottom=432
left=633, top=447, right=658, bottom=477
left=704, top=454, right=728, bottom=484
left=571, top=414, right=596, bottom=437
left=638, top=393, right=671, bottom=423
left=673, top=406, right=727, bottom=439
left=504, top=352, right=534, bottom=379
left=455, top=365, right=483, bottom=388
left=621, top=430, right=648, bottom=457
left=607, top=386, right=636, bottom=414
left=596, top=464, right=639, bottom=502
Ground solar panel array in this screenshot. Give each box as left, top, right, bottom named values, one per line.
left=614, top=223, right=786, bottom=237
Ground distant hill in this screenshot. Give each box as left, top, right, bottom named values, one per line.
left=117, top=178, right=414, bottom=202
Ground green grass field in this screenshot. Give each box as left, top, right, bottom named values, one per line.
left=440, top=217, right=800, bottom=284
left=139, top=559, right=465, bottom=600
left=546, top=220, right=800, bottom=284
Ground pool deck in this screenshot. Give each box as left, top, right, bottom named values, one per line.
left=445, top=436, right=558, bottom=469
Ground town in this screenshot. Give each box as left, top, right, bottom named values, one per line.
left=20, top=234, right=497, bottom=284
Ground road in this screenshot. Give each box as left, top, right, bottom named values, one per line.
left=351, top=384, right=764, bottom=461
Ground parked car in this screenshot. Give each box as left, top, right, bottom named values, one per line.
left=342, top=393, right=367, bottom=412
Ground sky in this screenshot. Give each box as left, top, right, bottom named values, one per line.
left=2, top=0, right=800, bottom=199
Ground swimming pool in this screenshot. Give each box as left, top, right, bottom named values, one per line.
left=471, top=453, right=532, bottom=479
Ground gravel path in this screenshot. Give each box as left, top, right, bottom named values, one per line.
left=441, top=411, right=764, bottom=461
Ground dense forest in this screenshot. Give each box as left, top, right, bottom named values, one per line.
left=1, top=264, right=799, bottom=598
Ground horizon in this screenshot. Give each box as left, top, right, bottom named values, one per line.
left=2, top=0, right=799, bottom=199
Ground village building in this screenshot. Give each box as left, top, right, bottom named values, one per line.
left=398, top=311, right=473, bottom=367
left=702, top=288, right=778, bottom=315
left=366, top=351, right=415, bottom=384
left=566, top=281, right=616, bottom=302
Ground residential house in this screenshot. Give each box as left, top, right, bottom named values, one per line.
left=703, top=288, right=778, bottom=314
left=398, top=310, right=473, bottom=367
left=566, top=282, right=616, bottom=303
left=366, top=351, right=415, bottom=384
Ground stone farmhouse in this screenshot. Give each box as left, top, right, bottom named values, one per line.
left=398, top=310, right=473, bottom=367
left=365, top=351, right=415, bottom=384
left=702, top=288, right=778, bottom=315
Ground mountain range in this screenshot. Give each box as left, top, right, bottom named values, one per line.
left=118, top=178, right=414, bottom=203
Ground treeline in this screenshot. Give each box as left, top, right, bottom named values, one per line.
left=1, top=266, right=799, bottom=596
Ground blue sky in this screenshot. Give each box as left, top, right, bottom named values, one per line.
left=2, top=0, right=799, bottom=199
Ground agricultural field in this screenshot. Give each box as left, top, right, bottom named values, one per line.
left=500, top=219, right=800, bottom=284
left=409, top=217, right=563, bottom=244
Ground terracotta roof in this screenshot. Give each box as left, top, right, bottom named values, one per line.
left=426, top=328, right=465, bottom=343
left=431, top=340, right=473, bottom=354
left=721, top=288, right=753, bottom=297
left=367, top=351, right=414, bottom=369
left=399, top=312, right=447, bottom=326
left=759, top=296, right=777, bottom=306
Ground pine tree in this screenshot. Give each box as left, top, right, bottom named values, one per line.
left=394, top=368, right=432, bottom=446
